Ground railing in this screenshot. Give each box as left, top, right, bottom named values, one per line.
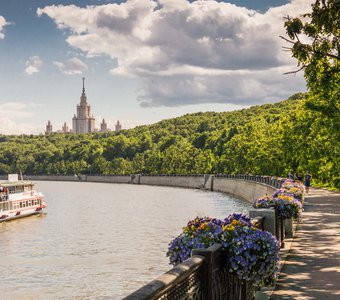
left=23, top=173, right=284, bottom=189
left=124, top=244, right=258, bottom=300
left=214, top=174, right=284, bottom=189
left=124, top=212, right=288, bottom=300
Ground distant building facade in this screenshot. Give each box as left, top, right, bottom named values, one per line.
left=45, top=78, right=122, bottom=134
left=99, top=118, right=111, bottom=133
left=45, top=120, right=53, bottom=134
left=72, top=78, right=95, bottom=134
left=115, top=120, right=122, bottom=132
left=61, top=122, right=70, bottom=133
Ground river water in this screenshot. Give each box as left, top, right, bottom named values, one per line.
left=0, top=181, right=252, bottom=300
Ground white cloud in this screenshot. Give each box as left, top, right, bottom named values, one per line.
left=25, top=56, right=43, bottom=75
left=0, top=15, right=9, bottom=39
left=53, top=57, right=88, bottom=75
left=0, top=102, right=42, bottom=135
left=37, top=0, right=314, bottom=107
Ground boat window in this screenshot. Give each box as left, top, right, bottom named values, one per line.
left=24, top=185, right=33, bottom=192
left=16, top=186, right=24, bottom=193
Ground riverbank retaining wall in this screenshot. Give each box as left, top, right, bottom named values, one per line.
left=23, top=174, right=277, bottom=203
left=23, top=175, right=81, bottom=181
left=213, top=178, right=276, bottom=202
left=138, top=175, right=204, bottom=189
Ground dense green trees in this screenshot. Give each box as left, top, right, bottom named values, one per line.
left=282, top=0, right=339, bottom=119
left=278, top=0, right=339, bottom=188
left=0, top=94, right=338, bottom=189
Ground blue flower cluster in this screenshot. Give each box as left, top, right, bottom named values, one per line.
left=253, top=196, right=274, bottom=209
left=254, top=179, right=304, bottom=220
left=167, top=216, right=224, bottom=265
left=226, top=226, right=279, bottom=286
left=275, top=197, right=302, bottom=219
left=167, top=214, right=279, bottom=287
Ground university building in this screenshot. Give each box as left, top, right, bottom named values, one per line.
left=45, top=78, right=122, bottom=134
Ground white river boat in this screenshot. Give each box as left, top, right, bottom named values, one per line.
left=0, top=174, right=46, bottom=222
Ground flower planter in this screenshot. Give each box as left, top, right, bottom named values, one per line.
left=167, top=214, right=280, bottom=289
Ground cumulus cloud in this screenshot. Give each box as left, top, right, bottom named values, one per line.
left=53, top=57, right=88, bottom=75
left=0, top=15, right=9, bottom=39
left=37, top=0, right=313, bottom=107
left=25, top=56, right=43, bottom=75
left=0, top=102, right=41, bottom=134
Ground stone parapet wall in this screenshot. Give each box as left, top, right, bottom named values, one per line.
left=87, top=175, right=131, bottom=184
left=213, top=178, right=277, bottom=202
left=20, top=174, right=278, bottom=203
left=24, top=175, right=79, bottom=181
left=139, top=175, right=203, bottom=189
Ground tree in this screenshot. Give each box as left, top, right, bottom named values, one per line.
left=281, top=0, right=339, bottom=118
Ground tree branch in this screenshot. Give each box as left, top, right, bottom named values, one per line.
left=279, top=35, right=295, bottom=44
left=283, top=65, right=306, bottom=75
left=280, top=36, right=339, bottom=60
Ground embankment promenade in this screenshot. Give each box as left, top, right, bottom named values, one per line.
left=259, top=187, right=340, bottom=300
left=19, top=174, right=340, bottom=299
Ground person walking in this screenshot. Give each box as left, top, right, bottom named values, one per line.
left=304, top=171, right=312, bottom=194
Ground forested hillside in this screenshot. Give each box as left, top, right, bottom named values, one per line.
left=0, top=93, right=339, bottom=189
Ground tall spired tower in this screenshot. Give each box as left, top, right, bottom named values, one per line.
left=72, top=78, right=95, bottom=133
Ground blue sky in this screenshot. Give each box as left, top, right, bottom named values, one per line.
left=0, top=0, right=312, bottom=134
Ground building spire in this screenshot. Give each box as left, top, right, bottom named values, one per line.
left=82, top=77, right=85, bottom=95
left=80, top=77, right=88, bottom=105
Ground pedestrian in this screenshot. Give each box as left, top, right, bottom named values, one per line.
left=304, top=171, right=312, bottom=194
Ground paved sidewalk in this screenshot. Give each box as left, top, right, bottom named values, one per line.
left=269, top=188, right=340, bottom=299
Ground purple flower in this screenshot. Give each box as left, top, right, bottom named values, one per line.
left=167, top=213, right=280, bottom=288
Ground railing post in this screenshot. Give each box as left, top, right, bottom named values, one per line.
left=274, top=205, right=279, bottom=242
left=192, top=244, right=222, bottom=300
left=280, top=217, right=285, bottom=248
left=249, top=209, right=276, bottom=236
left=274, top=205, right=285, bottom=248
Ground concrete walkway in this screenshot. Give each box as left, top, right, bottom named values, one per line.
left=269, top=188, right=340, bottom=299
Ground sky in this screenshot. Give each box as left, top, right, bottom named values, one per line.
left=0, top=0, right=313, bottom=134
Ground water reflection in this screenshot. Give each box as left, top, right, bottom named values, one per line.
left=0, top=181, right=252, bottom=299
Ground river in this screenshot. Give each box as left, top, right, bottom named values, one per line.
left=0, top=181, right=252, bottom=299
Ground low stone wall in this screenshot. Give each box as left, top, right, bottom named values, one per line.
left=139, top=175, right=204, bottom=189
left=24, top=175, right=80, bottom=181
left=87, top=175, right=132, bottom=184
left=20, top=174, right=279, bottom=203
left=213, top=178, right=276, bottom=202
